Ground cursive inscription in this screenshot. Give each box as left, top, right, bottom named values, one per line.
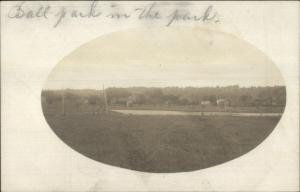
left=7, top=1, right=220, bottom=28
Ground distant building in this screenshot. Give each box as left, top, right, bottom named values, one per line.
left=201, top=100, right=211, bottom=105
left=125, top=95, right=138, bottom=107
left=217, top=99, right=228, bottom=105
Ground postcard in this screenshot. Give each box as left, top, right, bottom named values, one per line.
left=1, top=1, right=299, bottom=191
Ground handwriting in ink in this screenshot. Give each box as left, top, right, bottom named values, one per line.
left=7, top=1, right=220, bottom=28
left=8, top=1, right=51, bottom=19
left=166, top=5, right=218, bottom=26
left=135, top=2, right=161, bottom=20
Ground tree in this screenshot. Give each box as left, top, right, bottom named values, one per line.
left=145, top=88, right=164, bottom=104
left=239, top=95, right=253, bottom=106
left=106, top=88, right=131, bottom=102
left=163, top=94, right=179, bottom=104
left=88, top=95, right=101, bottom=105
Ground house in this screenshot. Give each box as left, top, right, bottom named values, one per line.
left=201, top=100, right=211, bottom=105
left=126, top=95, right=137, bottom=107
left=217, top=99, right=228, bottom=105
left=109, top=94, right=142, bottom=107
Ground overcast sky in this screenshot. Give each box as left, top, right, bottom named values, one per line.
left=44, top=28, right=284, bottom=90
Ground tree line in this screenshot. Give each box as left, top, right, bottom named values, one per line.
left=42, top=85, right=286, bottom=107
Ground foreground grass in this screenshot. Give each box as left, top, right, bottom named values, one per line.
left=45, top=113, right=281, bottom=172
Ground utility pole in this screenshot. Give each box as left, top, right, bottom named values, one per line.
left=103, top=84, right=109, bottom=114
left=62, top=91, right=65, bottom=115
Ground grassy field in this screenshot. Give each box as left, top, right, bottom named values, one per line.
left=43, top=101, right=285, bottom=115
left=44, top=112, right=281, bottom=172
left=111, top=105, right=285, bottom=113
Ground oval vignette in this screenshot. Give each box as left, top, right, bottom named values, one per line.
left=41, top=28, right=286, bottom=173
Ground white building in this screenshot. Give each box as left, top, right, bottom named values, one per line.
left=201, top=100, right=211, bottom=105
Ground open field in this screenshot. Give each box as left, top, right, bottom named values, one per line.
left=111, top=105, right=285, bottom=113
left=42, top=101, right=285, bottom=115
left=112, top=109, right=281, bottom=117
left=44, top=112, right=281, bottom=172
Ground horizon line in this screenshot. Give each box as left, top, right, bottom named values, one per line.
left=42, top=85, right=286, bottom=91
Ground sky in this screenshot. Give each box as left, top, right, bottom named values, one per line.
left=44, top=28, right=285, bottom=90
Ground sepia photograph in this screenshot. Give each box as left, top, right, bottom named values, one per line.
left=2, top=1, right=299, bottom=191
left=41, top=28, right=286, bottom=173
